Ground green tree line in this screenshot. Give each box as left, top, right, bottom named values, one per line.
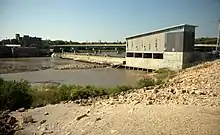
left=195, top=37, right=217, bottom=44
left=1, top=37, right=218, bottom=46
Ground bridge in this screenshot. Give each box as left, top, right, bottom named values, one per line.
left=50, top=44, right=126, bottom=47
left=50, top=44, right=126, bottom=53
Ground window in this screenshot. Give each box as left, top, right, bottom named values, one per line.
left=126, top=53, right=134, bottom=57
left=143, top=53, right=152, bottom=58
left=153, top=53, right=163, bottom=59
left=134, top=53, right=142, bottom=58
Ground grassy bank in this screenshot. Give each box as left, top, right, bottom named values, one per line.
left=0, top=68, right=175, bottom=111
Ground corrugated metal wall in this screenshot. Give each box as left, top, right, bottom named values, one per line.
left=183, top=32, right=195, bottom=52
left=165, top=32, right=184, bottom=52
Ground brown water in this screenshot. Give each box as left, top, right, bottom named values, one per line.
left=0, top=57, right=144, bottom=87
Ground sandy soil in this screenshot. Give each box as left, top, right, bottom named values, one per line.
left=12, top=103, right=220, bottom=135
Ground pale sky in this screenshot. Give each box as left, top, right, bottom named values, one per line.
left=0, top=0, right=219, bottom=41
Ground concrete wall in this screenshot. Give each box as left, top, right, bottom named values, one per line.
left=125, top=52, right=183, bottom=70
left=183, top=52, right=216, bottom=68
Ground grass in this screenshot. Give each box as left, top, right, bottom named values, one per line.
left=0, top=68, right=175, bottom=110
left=154, top=68, right=176, bottom=84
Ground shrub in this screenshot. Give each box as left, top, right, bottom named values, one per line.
left=155, top=68, right=175, bottom=84
left=107, top=85, right=132, bottom=95
left=70, top=85, right=107, bottom=100
left=58, top=84, right=73, bottom=101
left=0, top=79, right=32, bottom=111
left=136, top=78, right=155, bottom=88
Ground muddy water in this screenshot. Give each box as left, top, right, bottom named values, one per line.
left=0, top=57, right=144, bottom=87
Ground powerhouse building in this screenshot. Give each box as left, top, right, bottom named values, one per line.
left=125, top=24, right=197, bottom=70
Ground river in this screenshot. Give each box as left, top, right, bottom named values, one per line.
left=0, top=57, right=144, bottom=87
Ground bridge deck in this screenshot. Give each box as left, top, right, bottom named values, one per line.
left=51, top=44, right=126, bottom=47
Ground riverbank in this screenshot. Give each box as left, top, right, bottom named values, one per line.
left=0, top=64, right=51, bottom=74
left=60, top=53, right=125, bottom=66
left=54, top=63, right=107, bottom=70
left=3, top=59, right=220, bottom=135
left=0, top=56, right=122, bottom=74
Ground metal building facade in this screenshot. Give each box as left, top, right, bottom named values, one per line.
left=125, top=24, right=197, bottom=70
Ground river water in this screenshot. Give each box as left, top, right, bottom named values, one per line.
left=0, top=57, right=144, bottom=87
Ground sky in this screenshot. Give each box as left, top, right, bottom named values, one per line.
left=0, top=0, right=220, bottom=42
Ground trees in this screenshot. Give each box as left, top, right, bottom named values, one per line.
left=195, top=37, right=217, bottom=44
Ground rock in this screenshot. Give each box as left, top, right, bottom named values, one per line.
left=23, top=115, right=34, bottom=123
left=170, top=89, right=176, bottom=94
left=194, top=90, right=206, bottom=95
left=14, top=130, right=27, bottom=135
left=17, top=108, right=25, bottom=112
left=153, top=89, right=159, bottom=93
left=76, top=114, right=88, bottom=121
left=40, top=120, right=47, bottom=125
left=44, top=112, right=49, bottom=115
left=111, top=129, right=119, bottom=134
left=133, top=101, right=140, bottom=106
left=0, top=110, right=10, bottom=118
left=87, top=110, right=90, bottom=114
left=0, top=111, right=18, bottom=135
left=95, top=117, right=101, bottom=122
left=190, top=90, right=195, bottom=95
left=209, top=92, right=218, bottom=97
left=146, top=100, right=153, bottom=105
left=41, top=126, right=48, bottom=131
left=61, top=101, right=68, bottom=104
left=41, top=130, right=53, bottom=135
left=7, top=116, right=17, bottom=125
left=182, top=89, right=187, bottom=94
left=68, top=100, right=74, bottom=104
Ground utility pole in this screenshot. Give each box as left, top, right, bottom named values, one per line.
left=216, top=20, right=220, bottom=51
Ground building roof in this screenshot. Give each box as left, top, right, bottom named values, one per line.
left=126, top=24, right=197, bottom=40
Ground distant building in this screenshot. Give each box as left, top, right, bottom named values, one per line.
left=15, top=34, right=42, bottom=47
left=125, top=24, right=197, bottom=70
left=15, top=34, right=20, bottom=41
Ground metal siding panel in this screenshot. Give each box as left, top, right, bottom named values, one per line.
left=165, top=32, right=184, bottom=52
left=183, top=31, right=194, bottom=52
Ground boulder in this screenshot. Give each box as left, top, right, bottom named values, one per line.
left=17, top=108, right=25, bottom=112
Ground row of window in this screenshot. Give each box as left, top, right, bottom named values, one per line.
left=126, top=53, right=163, bottom=59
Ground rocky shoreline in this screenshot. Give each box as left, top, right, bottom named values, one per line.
left=74, top=60, right=220, bottom=107
left=1, top=60, right=220, bottom=135
left=53, top=63, right=108, bottom=70
left=0, top=65, right=51, bottom=74
left=0, top=61, right=109, bottom=74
